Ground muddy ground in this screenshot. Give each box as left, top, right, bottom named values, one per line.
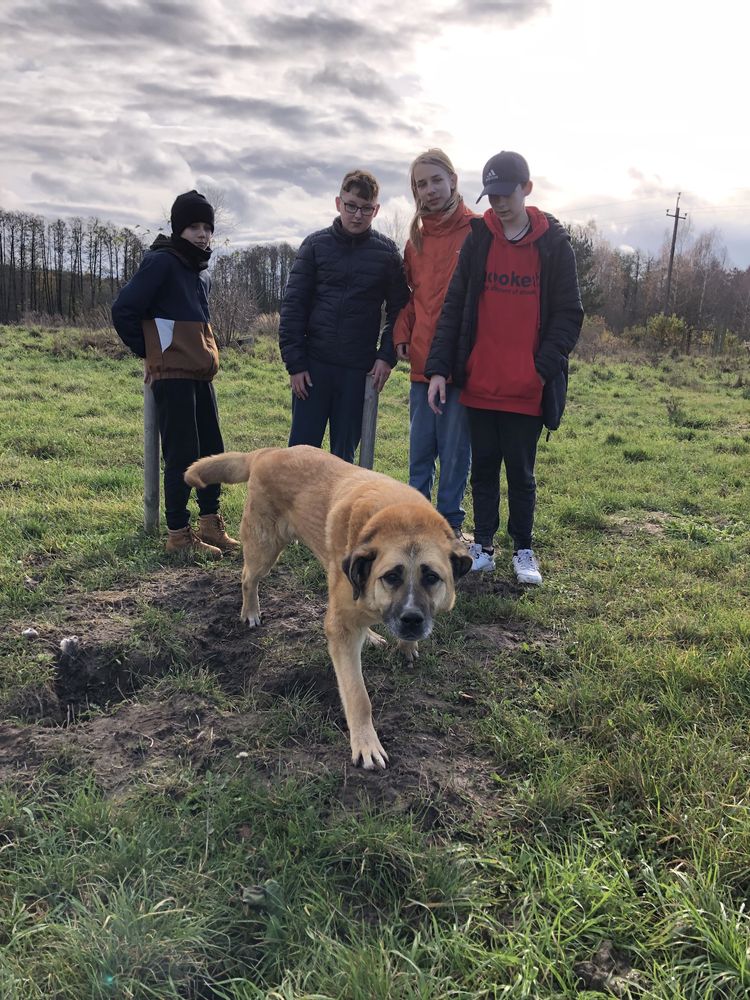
left=3, top=560, right=546, bottom=827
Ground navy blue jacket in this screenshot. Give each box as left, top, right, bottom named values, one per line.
left=425, top=214, right=583, bottom=430
left=111, top=239, right=218, bottom=381
left=279, top=218, right=409, bottom=374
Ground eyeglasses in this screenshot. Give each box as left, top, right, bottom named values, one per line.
left=341, top=200, right=376, bottom=217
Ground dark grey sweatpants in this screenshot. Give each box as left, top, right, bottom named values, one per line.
left=467, top=408, right=543, bottom=551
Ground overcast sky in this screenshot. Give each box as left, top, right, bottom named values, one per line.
left=2, top=0, right=748, bottom=267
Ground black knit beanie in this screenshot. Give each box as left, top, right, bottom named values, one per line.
left=170, top=190, right=215, bottom=236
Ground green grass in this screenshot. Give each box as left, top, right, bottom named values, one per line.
left=1, top=325, right=749, bottom=998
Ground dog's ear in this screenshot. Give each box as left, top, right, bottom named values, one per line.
left=451, top=550, right=473, bottom=581
left=342, top=549, right=376, bottom=601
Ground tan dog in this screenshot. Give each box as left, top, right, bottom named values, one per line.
left=185, top=446, right=472, bottom=769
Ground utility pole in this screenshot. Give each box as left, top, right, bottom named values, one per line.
left=663, top=193, right=687, bottom=314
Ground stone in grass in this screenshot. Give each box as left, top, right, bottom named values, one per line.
left=22, top=627, right=40, bottom=639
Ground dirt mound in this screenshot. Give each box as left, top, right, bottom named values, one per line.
left=3, top=561, right=541, bottom=825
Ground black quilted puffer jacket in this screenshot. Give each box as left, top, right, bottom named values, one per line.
left=279, top=218, right=409, bottom=374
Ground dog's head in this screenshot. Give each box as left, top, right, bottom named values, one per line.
left=341, top=505, right=472, bottom=641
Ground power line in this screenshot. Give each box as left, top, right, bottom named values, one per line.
left=563, top=199, right=750, bottom=224
left=687, top=204, right=750, bottom=215
left=577, top=211, right=669, bottom=225
left=561, top=197, right=648, bottom=213
left=562, top=197, right=649, bottom=213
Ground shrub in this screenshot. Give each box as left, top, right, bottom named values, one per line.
left=645, top=313, right=687, bottom=351
left=253, top=312, right=280, bottom=340
left=575, top=315, right=621, bottom=362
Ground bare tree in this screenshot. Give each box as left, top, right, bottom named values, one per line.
left=209, top=252, right=258, bottom=347
left=377, top=207, right=409, bottom=250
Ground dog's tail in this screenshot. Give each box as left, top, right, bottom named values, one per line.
left=185, top=452, right=256, bottom=488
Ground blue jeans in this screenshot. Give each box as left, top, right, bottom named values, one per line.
left=409, top=382, right=471, bottom=529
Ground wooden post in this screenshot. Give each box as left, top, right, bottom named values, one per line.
left=358, top=375, right=379, bottom=469
left=143, top=382, right=160, bottom=533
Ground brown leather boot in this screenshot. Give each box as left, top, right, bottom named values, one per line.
left=165, top=525, right=223, bottom=559
left=198, top=513, right=241, bottom=552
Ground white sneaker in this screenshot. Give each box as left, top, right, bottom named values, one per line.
left=468, top=542, right=495, bottom=572
left=513, top=548, right=542, bottom=585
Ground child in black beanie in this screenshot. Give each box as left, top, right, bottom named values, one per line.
left=112, top=190, right=239, bottom=557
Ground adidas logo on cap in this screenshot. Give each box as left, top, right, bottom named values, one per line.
left=476, top=151, right=530, bottom=202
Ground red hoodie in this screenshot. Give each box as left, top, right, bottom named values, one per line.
left=460, top=206, right=549, bottom=415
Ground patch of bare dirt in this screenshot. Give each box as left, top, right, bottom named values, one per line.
left=0, top=693, right=251, bottom=794
left=2, top=561, right=544, bottom=825
left=458, top=571, right=524, bottom=599
left=574, top=940, right=647, bottom=996
left=609, top=510, right=670, bottom=537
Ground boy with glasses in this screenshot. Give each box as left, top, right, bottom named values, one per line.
left=279, top=169, right=409, bottom=463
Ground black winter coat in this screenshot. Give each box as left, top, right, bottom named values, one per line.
left=279, top=218, right=409, bottom=374
left=425, top=214, right=584, bottom=430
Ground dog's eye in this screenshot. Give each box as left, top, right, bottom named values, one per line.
left=422, top=571, right=441, bottom=586
left=381, top=571, right=402, bottom=587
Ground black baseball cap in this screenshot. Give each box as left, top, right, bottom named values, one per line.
left=476, top=151, right=530, bottom=201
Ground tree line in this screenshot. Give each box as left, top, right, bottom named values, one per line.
left=209, top=242, right=297, bottom=344
left=2, top=205, right=748, bottom=355
left=569, top=221, right=750, bottom=353
left=0, top=209, right=297, bottom=339
left=0, top=210, right=145, bottom=325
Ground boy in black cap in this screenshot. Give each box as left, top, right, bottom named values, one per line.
left=425, top=152, right=583, bottom=585
left=112, top=190, right=239, bottom=558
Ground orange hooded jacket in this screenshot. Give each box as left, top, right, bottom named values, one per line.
left=393, top=201, right=477, bottom=382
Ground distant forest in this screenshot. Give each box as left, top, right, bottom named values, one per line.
left=0, top=209, right=297, bottom=342
left=567, top=220, right=750, bottom=353
left=1, top=207, right=748, bottom=354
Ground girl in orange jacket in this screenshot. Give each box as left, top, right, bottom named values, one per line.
left=393, top=149, right=477, bottom=536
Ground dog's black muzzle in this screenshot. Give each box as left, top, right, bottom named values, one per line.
left=385, top=603, right=432, bottom=642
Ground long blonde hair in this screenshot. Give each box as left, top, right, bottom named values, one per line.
left=408, top=148, right=462, bottom=253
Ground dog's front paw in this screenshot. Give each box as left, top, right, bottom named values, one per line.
left=398, top=639, right=419, bottom=664
left=366, top=628, right=387, bottom=648
left=350, top=728, right=389, bottom=770
left=241, top=607, right=261, bottom=628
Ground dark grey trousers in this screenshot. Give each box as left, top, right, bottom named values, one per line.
left=151, top=378, right=224, bottom=530
left=467, top=408, right=543, bottom=550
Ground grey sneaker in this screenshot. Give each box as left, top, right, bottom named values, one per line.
left=468, top=542, right=495, bottom=572
left=513, top=548, right=542, bottom=585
